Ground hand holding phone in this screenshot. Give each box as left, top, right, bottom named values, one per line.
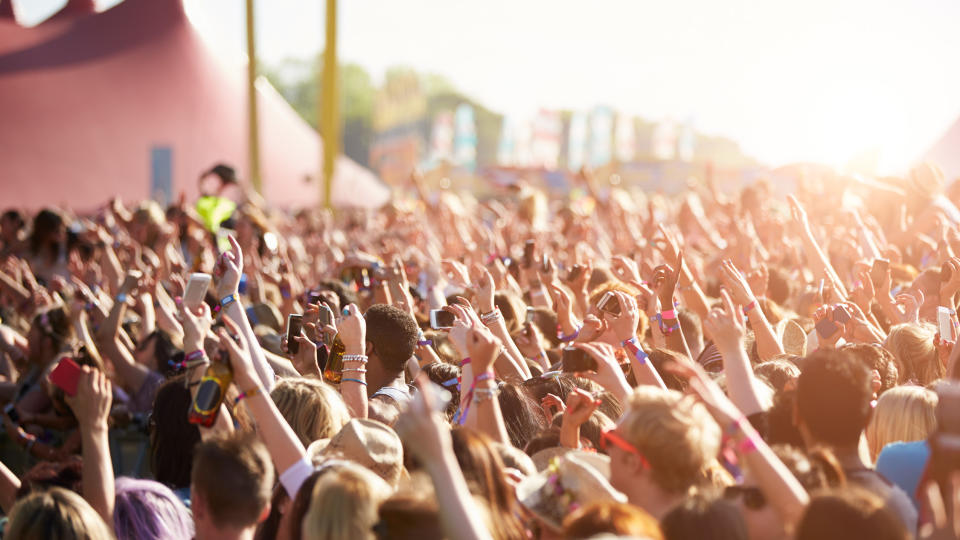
left=938, top=306, right=954, bottom=343
left=50, top=357, right=83, bottom=397
left=562, top=347, right=598, bottom=373
left=871, top=259, right=889, bottom=288
left=286, top=314, right=304, bottom=355
left=430, top=309, right=456, bottom=330
left=183, top=273, right=212, bottom=310
left=597, top=291, right=621, bottom=316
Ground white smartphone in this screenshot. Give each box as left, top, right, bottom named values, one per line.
left=938, top=306, right=954, bottom=342
left=183, top=273, right=212, bottom=310
left=430, top=309, right=455, bottom=330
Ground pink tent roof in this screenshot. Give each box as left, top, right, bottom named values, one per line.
left=0, top=0, right=390, bottom=210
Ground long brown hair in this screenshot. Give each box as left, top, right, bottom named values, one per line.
left=449, top=428, right=526, bottom=540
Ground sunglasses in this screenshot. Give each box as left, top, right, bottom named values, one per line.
left=600, top=428, right=650, bottom=468
left=724, top=485, right=767, bottom=510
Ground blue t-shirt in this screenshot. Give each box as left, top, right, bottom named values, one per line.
left=876, top=440, right=929, bottom=510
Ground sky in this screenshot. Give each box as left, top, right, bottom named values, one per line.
left=16, top=0, right=960, bottom=173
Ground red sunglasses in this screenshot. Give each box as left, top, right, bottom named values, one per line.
left=600, top=428, right=650, bottom=469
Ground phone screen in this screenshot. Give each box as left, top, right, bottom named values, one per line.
left=815, top=318, right=838, bottom=339
left=318, top=305, right=333, bottom=327
left=430, top=309, right=456, bottom=330
left=286, top=315, right=303, bottom=354
left=523, top=240, right=535, bottom=268
left=50, top=357, right=82, bottom=397
left=597, top=291, right=621, bottom=316
left=184, top=273, right=212, bottom=310
left=938, top=307, right=953, bottom=342
left=871, top=259, right=889, bottom=287
left=561, top=347, right=597, bottom=372
left=832, top=306, right=851, bottom=325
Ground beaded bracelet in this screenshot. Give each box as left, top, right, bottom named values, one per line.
left=342, top=378, right=367, bottom=386
left=342, top=354, right=368, bottom=364
left=342, top=367, right=367, bottom=374
left=480, top=309, right=502, bottom=324
left=473, top=387, right=501, bottom=402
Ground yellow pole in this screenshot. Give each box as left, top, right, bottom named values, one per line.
left=245, top=0, right=262, bottom=194
left=320, top=0, right=339, bottom=209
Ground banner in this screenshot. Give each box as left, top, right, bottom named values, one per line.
left=530, top=109, right=563, bottom=169
left=453, top=104, right=477, bottom=172
left=589, top=106, right=614, bottom=167
left=426, top=111, right=454, bottom=168
left=615, top=114, right=636, bottom=163
left=567, top=112, right=588, bottom=171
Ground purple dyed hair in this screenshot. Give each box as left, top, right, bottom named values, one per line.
left=114, top=477, right=195, bottom=540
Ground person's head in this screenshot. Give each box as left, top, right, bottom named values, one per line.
left=562, top=501, right=663, bottom=539
left=301, top=461, right=392, bottom=540
left=660, top=492, right=749, bottom=540
left=270, top=378, right=351, bottom=446
left=795, top=349, right=872, bottom=449
left=753, top=359, right=801, bottom=393
left=865, top=385, right=938, bottom=459
left=884, top=323, right=942, bottom=385
left=29, top=208, right=66, bottom=257
left=841, top=343, right=899, bottom=395
left=113, top=477, right=194, bottom=540
left=135, top=330, right=180, bottom=376
left=796, top=488, right=909, bottom=540
left=6, top=486, right=113, bottom=539
left=320, top=419, right=405, bottom=487
left=150, top=376, right=201, bottom=489
left=191, top=432, right=274, bottom=536
left=449, top=428, right=526, bottom=540
left=497, top=383, right=549, bottom=449
left=611, top=387, right=721, bottom=507
left=373, top=491, right=443, bottom=540
left=648, top=348, right=691, bottom=391
left=27, top=307, right=72, bottom=364
left=364, top=304, right=418, bottom=377
left=420, top=361, right=461, bottom=420
left=129, top=201, right=166, bottom=246
left=1, top=209, right=25, bottom=243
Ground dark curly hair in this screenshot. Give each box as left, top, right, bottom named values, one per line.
left=796, top=349, right=872, bottom=447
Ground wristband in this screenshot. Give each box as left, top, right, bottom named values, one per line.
left=342, top=367, right=367, bottom=374
left=659, top=309, right=676, bottom=320
left=557, top=325, right=581, bottom=343
left=742, top=300, right=757, bottom=315
left=530, top=290, right=544, bottom=298
left=441, top=377, right=460, bottom=389
left=460, top=357, right=471, bottom=367
left=115, top=293, right=127, bottom=304
left=219, top=293, right=239, bottom=310
left=185, top=350, right=206, bottom=363
left=474, top=371, right=494, bottom=383
left=473, top=387, right=501, bottom=402
left=737, top=435, right=758, bottom=454
left=417, top=339, right=433, bottom=347
left=342, top=354, right=368, bottom=364
left=234, top=386, right=260, bottom=404
left=342, top=378, right=367, bottom=386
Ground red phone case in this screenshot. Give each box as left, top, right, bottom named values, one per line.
left=50, top=357, right=82, bottom=397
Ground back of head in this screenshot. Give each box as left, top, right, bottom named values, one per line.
left=365, top=304, right=418, bottom=374
left=563, top=501, right=663, bottom=539
left=866, top=385, right=938, bottom=459
left=303, top=461, right=392, bottom=540
left=7, top=487, right=113, bottom=540
left=885, top=323, right=941, bottom=384
left=497, top=382, right=548, bottom=449
left=150, top=376, right=201, bottom=489
left=620, top=387, right=721, bottom=494
left=114, top=477, right=194, bottom=540
left=271, top=377, right=351, bottom=446
left=660, top=492, right=748, bottom=540
left=796, top=488, right=909, bottom=540
left=191, top=432, right=274, bottom=529
left=796, top=349, right=872, bottom=448
left=375, top=492, right=443, bottom=540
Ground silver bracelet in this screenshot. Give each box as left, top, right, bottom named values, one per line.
left=480, top=309, right=502, bottom=325
left=473, top=387, right=501, bottom=402
left=342, top=367, right=367, bottom=373
left=342, top=354, right=368, bottom=364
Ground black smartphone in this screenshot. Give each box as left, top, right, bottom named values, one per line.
left=562, top=347, right=597, bottom=372
left=523, top=240, right=535, bottom=269
left=286, top=314, right=303, bottom=355
left=815, top=318, right=839, bottom=339
left=832, top=306, right=851, bottom=324
left=307, top=290, right=323, bottom=306
left=871, top=259, right=889, bottom=287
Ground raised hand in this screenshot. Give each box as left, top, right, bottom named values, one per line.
left=606, top=291, right=640, bottom=343
left=896, top=291, right=923, bottom=324
left=746, top=263, right=769, bottom=299
left=470, top=264, right=496, bottom=313
left=719, top=259, right=756, bottom=307
left=441, top=260, right=472, bottom=289
left=179, top=301, right=212, bottom=351
left=611, top=256, right=641, bottom=285
left=702, top=289, right=747, bottom=351
left=465, top=326, right=501, bottom=375
left=292, top=329, right=321, bottom=378
left=560, top=388, right=601, bottom=449
left=572, top=342, right=630, bottom=400
left=850, top=270, right=875, bottom=313
left=217, top=317, right=257, bottom=388
left=215, top=234, right=244, bottom=297
left=64, top=367, right=112, bottom=432
left=338, top=303, right=366, bottom=356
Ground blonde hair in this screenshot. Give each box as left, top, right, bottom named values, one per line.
left=301, top=462, right=391, bottom=540
left=884, top=323, right=943, bottom=385
left=7, top=487, right=114, bottom=540
left=866, top=385, right=937, bottom=460
left=619, top=387, right=721, bottom=494
left=271, top=378, right=351, bottom=446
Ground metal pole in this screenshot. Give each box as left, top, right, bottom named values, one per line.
left=245, top=0, right=262, bottom=194
left=320, top=0, right=339, bottom=209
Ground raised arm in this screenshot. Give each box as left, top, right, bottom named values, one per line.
left=458, top=326, right=510, bottom=446
left=64, top=367, right=115, bottom=529
left=338, top=304, right=368, bottom=419
left=720, top=260, right=784, bottom=362
left=705, top=290, right=768, bottom=416
left=787, top=195, right=848, bottom=300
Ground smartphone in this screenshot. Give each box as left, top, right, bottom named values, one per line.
left=183, top=273, right=212, bottom=310
left=938, top=306, right=953, bottom=342
left=430, top=309, right=456, bottom=330
left=306, top=290, right=323, bottom=306
left=318, top=304, right=333, bottom=327
left=3, top=403, right=19, bottom=424
left=871, top=259, right=889, bottom=287
left=597, top=291, right=621, bottom=316
left=286, top=314, right=303, bottom=355
left=524, top=307, right=535, bottom=336
left=831, top=306, right=851, bottom=325
left=541, top=254, right=550, bottom=273
left=815, top=318, right=839, bottom=339
left=568, top=264, right=584, bottom=282
left=523, top=240, right=535, bottom=269
left=562, top=347, right=598, bottom=373
left=49, top=357, right=83, bottom=397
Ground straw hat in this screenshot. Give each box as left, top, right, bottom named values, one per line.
left=319, top=419, right=404, bottom=487
left=516, top=451, right=627, bottom=532
left=777, top=319, right=807, bottom=357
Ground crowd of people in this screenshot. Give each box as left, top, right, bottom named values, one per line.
left=0, top=161, right=958, bottom=540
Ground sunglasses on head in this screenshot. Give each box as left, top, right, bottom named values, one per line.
left=724, top=485, right=767, bottom=510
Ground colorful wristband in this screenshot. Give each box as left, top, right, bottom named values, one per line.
left=220, top=293, right=239, bottom=309
left=742, top=300, right=757, bottom=315
left=659, top=309, right=677, bottom=320
left=342, top=378, right=367, bottom=386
